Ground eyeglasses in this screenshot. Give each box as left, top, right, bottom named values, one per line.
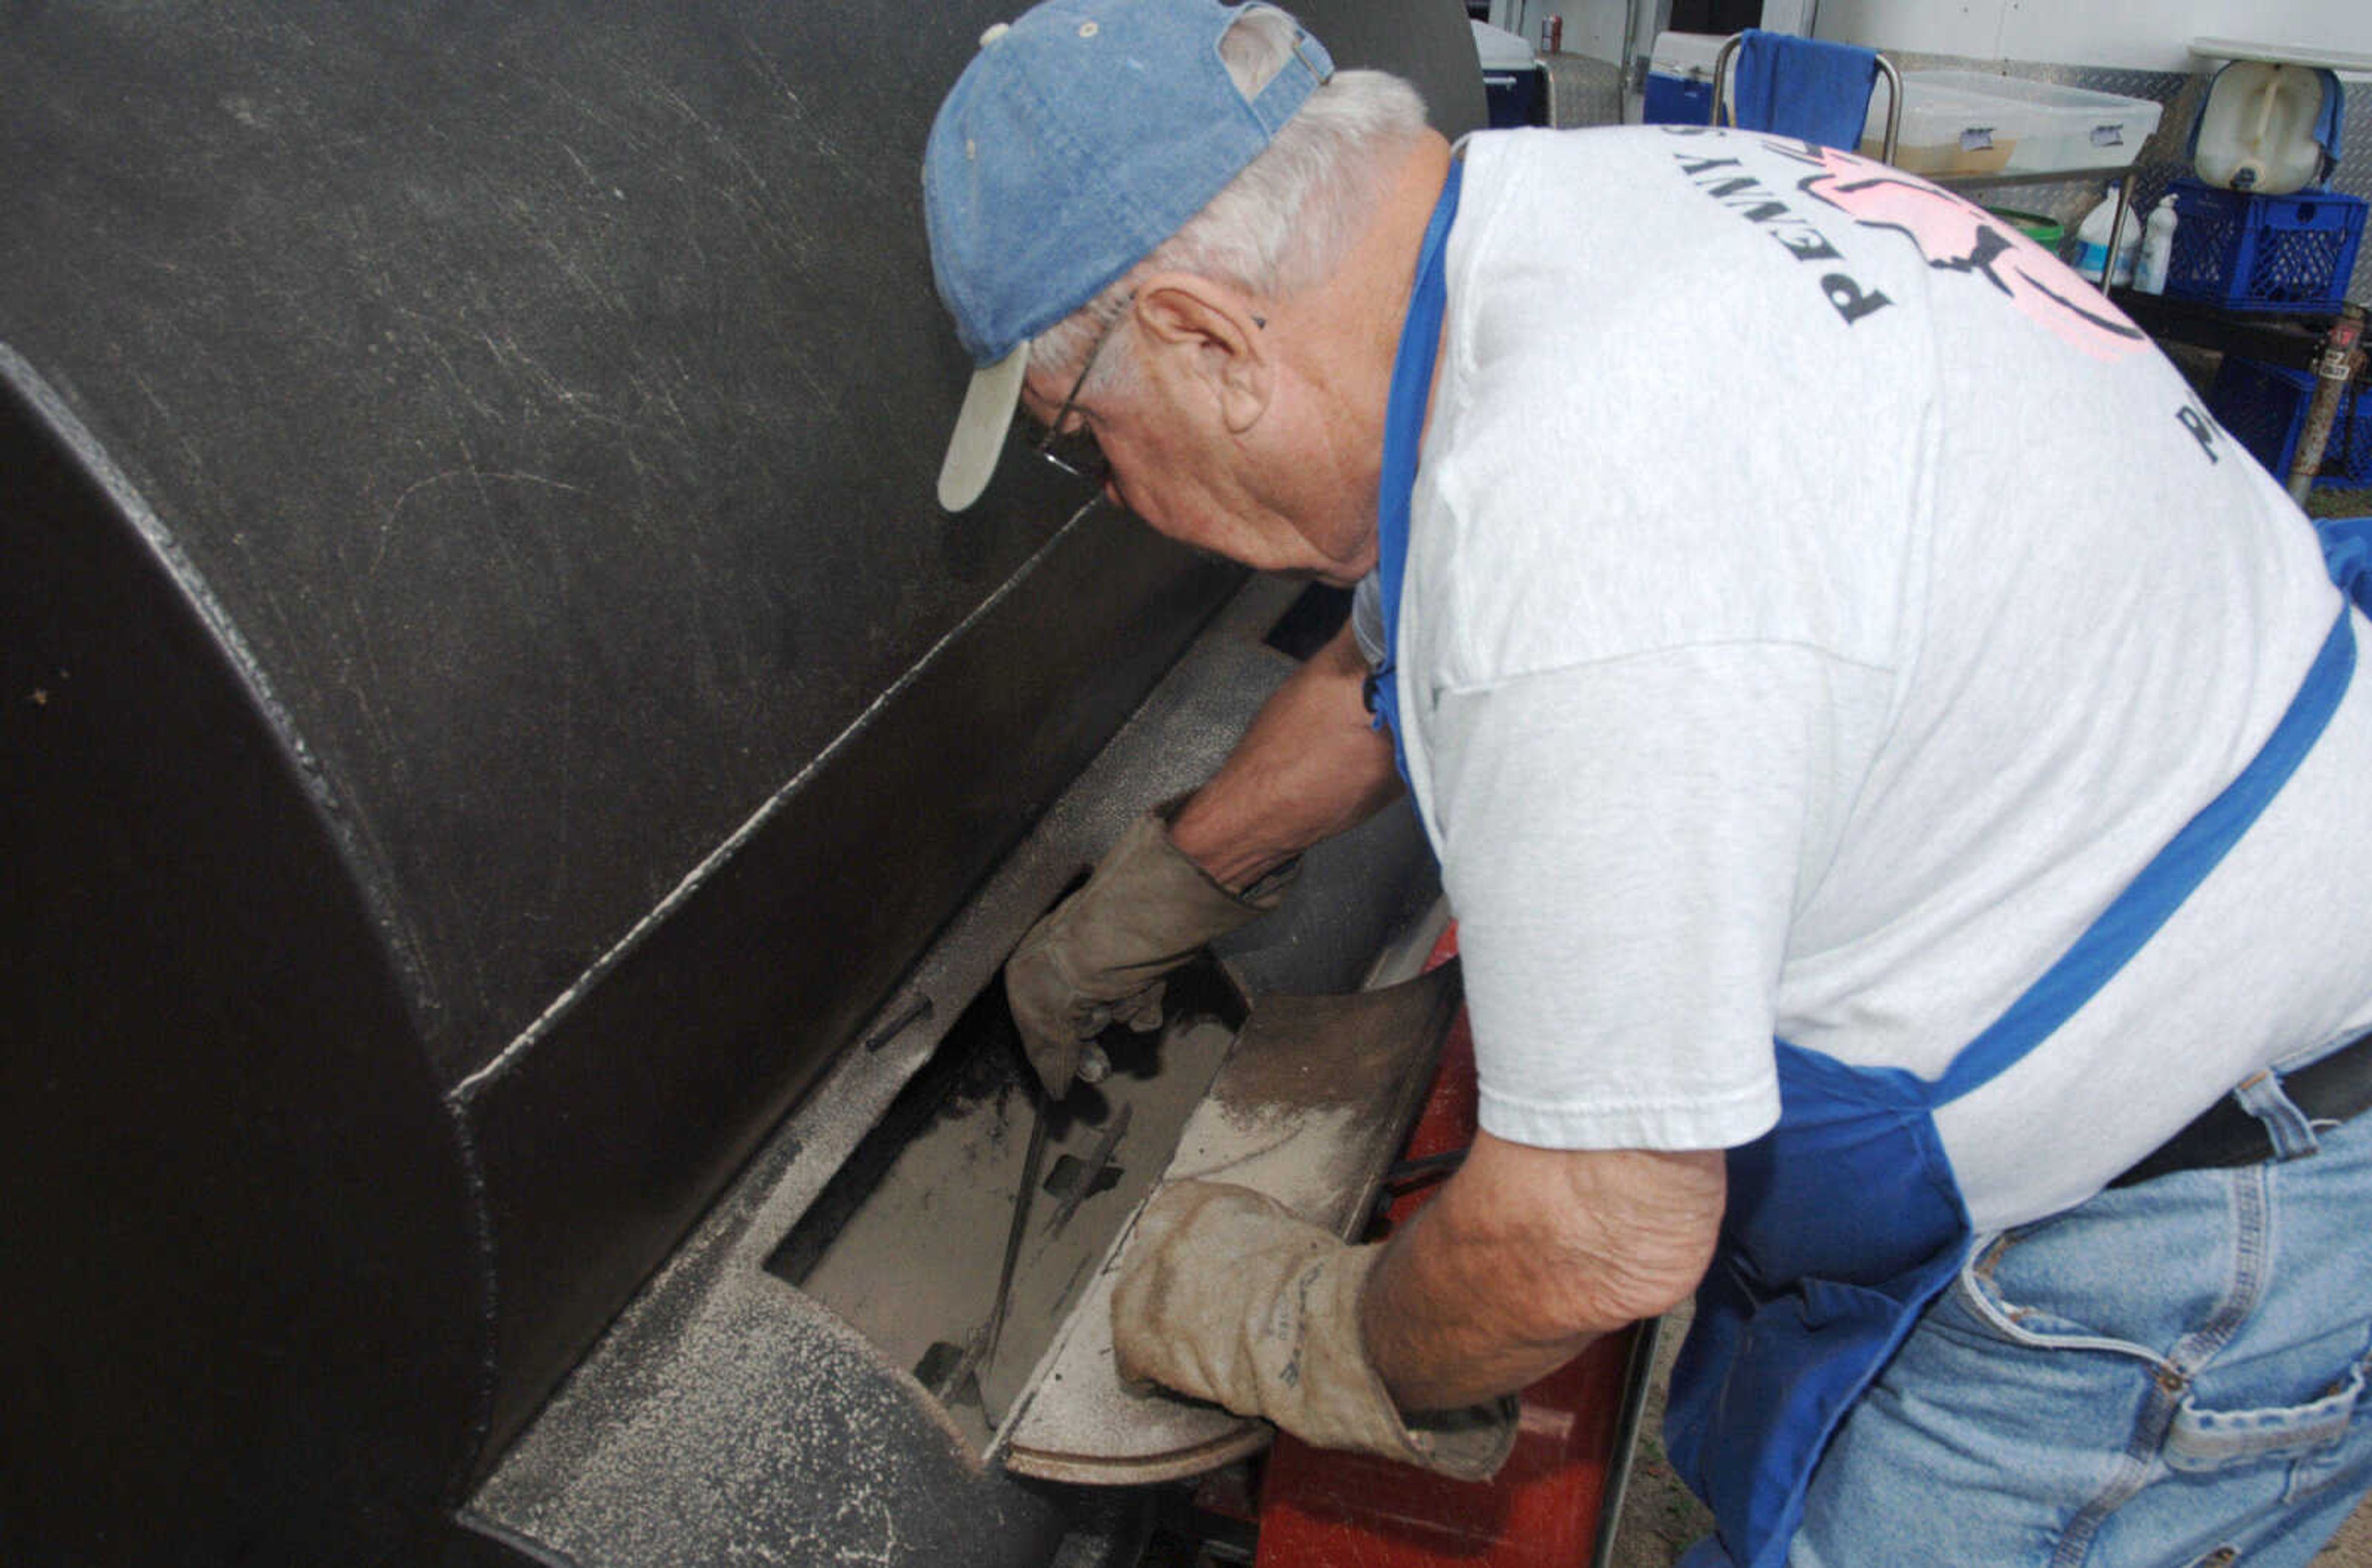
left=1032, top=300, right=1130, bottom=489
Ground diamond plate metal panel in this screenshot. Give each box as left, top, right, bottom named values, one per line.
left=2324, top=75, right=2372, bottom=303
left=1544, top=51, right=1626, bottom=128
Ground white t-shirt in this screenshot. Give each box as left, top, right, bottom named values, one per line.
left=1382, top=126, right=2372, bottom=1232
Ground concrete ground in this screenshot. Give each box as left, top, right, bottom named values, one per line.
left=1609, top=1301, right=2372, bottom=1567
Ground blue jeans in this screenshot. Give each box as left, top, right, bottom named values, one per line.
left=1683, top=1084, right=2372, bottom=1567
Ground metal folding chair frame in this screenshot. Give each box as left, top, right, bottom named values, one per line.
left=1709, top=31, right=1903, bottom=164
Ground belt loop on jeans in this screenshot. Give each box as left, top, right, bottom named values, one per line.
left=2109, top=1026, right=2372, bottom=1189
left=2234, top=1070, right=2321, bottom=1162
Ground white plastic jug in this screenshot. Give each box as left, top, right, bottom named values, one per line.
left=2072, top=185, right=2143, bottom=288
left=2193, top=62, right=2327, bottom=195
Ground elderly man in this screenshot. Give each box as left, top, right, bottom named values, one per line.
left=922, top=4, right=2372, bottom=1563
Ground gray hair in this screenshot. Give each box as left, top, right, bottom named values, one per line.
left=1032, top=7, right=1430, bottom=398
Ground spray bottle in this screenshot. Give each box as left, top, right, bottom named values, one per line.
left=2134, top=195, right=2180, bottom=295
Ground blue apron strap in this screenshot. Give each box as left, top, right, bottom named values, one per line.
left=1678, top=530, right=2363, bottom=1568
left=1937, top=600, right=2355, bottom=1102
left=2314, top=513, right=2372, bottom=611
left=1366, top=159, right=1464, bottom=782
left=1944, top=513, right=2371, bottom=1102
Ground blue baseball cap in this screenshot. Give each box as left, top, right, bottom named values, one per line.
left=923, top=0, right=1333, bottom=510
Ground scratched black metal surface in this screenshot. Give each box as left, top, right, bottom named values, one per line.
left=0, top=0, right=1484, bottom=1561
left=0, top=1, right=1482, bottom=1081
left=0, top=0, right=1098, bottom=1076
left=2, top=366, right=486, bottom=1567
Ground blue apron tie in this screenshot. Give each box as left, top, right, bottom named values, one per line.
left=1365, top=158, right=1461, bottom=783
left=1369, top=159, right=2370, bottom=1568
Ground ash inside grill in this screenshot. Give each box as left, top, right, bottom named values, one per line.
left=767, top=963, right=1247, bottom=1450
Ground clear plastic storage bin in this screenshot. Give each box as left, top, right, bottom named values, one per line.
left=1864, top=71, right=2163, bottom=178
left=1861, top=73, right=2029, bottom=175
left=1980, top=74, right=2163, bottom=174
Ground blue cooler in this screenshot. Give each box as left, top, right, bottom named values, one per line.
left=1644, top=31, right=1725, bottom=125
left=1472, top=19, right=1545, bottom=129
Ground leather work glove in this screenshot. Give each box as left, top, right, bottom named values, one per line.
left=1006, top=807, right=1293, bottom=1099
left=1111, top=1181, right=1518, bottom=1482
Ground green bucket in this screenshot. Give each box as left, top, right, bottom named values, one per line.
left=1987, top=208, right=2065, bottom=250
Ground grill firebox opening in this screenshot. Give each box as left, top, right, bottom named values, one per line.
left=765, top=954, right=1244, bottom=1451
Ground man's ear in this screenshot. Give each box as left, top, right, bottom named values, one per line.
left=1133, top=273, right=1271, bottom=434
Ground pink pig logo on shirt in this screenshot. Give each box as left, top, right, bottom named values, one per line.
left=1794, top=146, right=2150, bottom=363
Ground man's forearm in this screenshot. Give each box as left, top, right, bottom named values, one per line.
left=1170, top=621, right=1402, bottom=889
left=1361, top=1133, right=1727, bottom=1411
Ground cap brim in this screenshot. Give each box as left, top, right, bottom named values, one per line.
left=936, top=342, right=1031, bottom=512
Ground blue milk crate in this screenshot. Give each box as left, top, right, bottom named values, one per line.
left=2164, top=178, right=2366, bottom=314
left=2206, top=356, right=2371, bottom=489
